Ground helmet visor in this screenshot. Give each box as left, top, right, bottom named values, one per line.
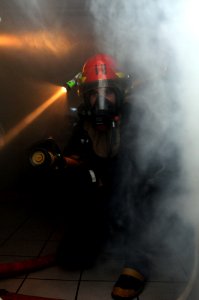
left=88, top=87, right=116, bottom=111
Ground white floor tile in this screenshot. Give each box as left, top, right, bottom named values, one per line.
left=0, top=240, right=45, bottom=256
left=140, top=282, right=186, bottom=300
left=39, top=240, right=60, bottom=256
left=0, top=278, right=24, bottom=292
left=77, top=281, right=114, bottom=300
left=19, top=279, right=78, bottom=299
left=27, top=266, right=81, bottom=280
left=82, top=254, right=124, bottom=281
left=10, top=217, right=54, bottom=241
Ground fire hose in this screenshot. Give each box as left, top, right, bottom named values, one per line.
left=0, top=254, right=56, bottom=279
left=0, top=254, right=59, bottom=300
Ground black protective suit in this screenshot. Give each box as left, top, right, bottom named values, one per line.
left=54, top=95, right=180, bottom=275
left=26, top=92, right=180, bottom=276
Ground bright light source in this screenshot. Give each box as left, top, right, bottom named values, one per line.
left=61, top=86, right=67, bottom=93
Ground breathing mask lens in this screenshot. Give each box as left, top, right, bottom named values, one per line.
left=85, top=87, right=119, bottom=129
left=91, top=97, right=117, bottom=129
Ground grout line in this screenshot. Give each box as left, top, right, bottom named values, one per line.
left=0, top=216, right=33, bottom=247
left=36, top=231, right=56, bottom=257
left=16, top=274, right=29, bottom=293
left=74, top=270, right=83, bottom=300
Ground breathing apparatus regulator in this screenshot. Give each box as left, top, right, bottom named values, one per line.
left=65, top=53, right=132, bottom=130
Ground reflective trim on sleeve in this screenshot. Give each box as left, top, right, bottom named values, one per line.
left=89, top=169, right=96, bottom=183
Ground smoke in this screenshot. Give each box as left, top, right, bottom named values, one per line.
left=88, top=0, right=199, bottom=225
left=88, top=0, right=182, bottom=173
left=171, top=3, right=199, bottom=227
left=88, top=0, right=199, bottom=296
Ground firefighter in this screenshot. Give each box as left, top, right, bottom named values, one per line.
left=55, top=53, right=149, bottom=299
left=54, top=53, right=129, bottom=270
left=28, top=53, right=178, bottom=300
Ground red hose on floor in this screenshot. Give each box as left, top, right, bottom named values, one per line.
left=0, top=254, right=56, bottom=279
left=0, top=254, right=64, bottom=299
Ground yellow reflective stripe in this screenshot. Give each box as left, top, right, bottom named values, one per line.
left=122, top=268, right=145, bottom=281
left=89, top=169, right=96, bottom=182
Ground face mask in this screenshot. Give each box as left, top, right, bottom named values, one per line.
left=91, top=96, right=117, bottom=130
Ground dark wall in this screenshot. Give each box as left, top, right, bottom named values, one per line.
left=0, top=0, right=99, bottom=191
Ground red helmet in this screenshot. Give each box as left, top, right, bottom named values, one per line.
left=77, top=54, right=128, bottom=129
left=78, top=53, right=126, bottom=97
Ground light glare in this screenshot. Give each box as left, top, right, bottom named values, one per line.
left=0, top=86, right=66, bottom=150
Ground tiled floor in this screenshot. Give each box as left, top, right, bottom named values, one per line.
left=0, top=190, right=195, bottom=300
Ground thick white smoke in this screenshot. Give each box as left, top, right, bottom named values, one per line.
left=88, top=0, right=199, bottom=228
left=171, top=2, right=199, bottom=226
left=88, top=0, right=199, bottom=298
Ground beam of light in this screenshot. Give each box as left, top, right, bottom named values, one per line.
left=0, top=87, right=67, bottom=150
left=0, top=32, right=73, bottom=54
left=0, top=34, right=21, bottom=48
